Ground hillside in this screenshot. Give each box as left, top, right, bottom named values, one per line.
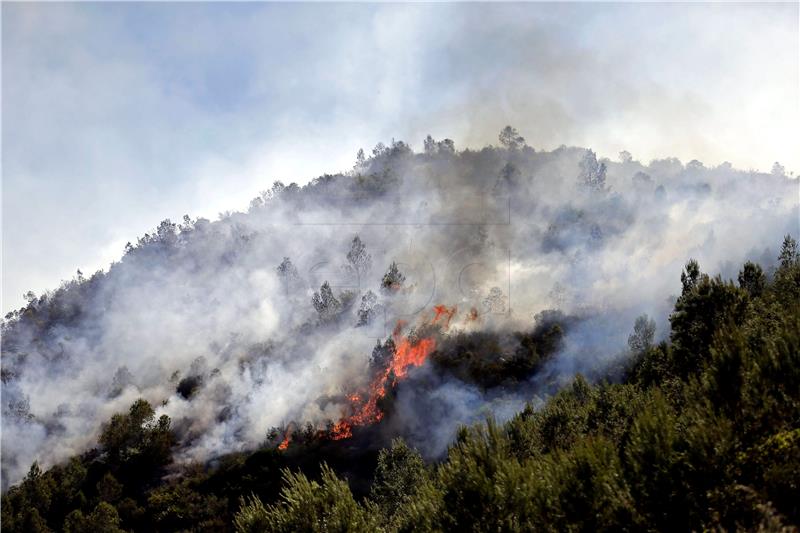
left=1, top=131, right=798, bottom=531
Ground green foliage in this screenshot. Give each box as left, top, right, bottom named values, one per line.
left=233, top=465, right=377, bottom=533
left=408, top=419, right=531, bottom=531
left=774, top=235, right=800, bottom=309
left=779, top=234, right=799, bottom=269
left=627, top=314, right=655, bottom=354
left=752, top=429, right=800, bottom=520
left=233, top=495, right=271, bottom=533
left=98, top=399, right=174, bottom=466
left=533, top=437, right=637, bottom=531
left=738, top=260, right=766, bottom=297
left=96, top=473, right=122, bottom=503
left=670, top=261, right=748, bottom=377
left=2, top=400, right=176, bottom=533
left=147, top=481, right=228, bottom=531
left=623, top=392, right=691, bottom=528
left=20, top=508, right=51, bottom=533
left=369, top=439, right=427, bottom=528
left=400, top=419, right=637, bottom=532
left=429, top=317, right=566, bottom=388
left=64, top=502, right=125, bottom=533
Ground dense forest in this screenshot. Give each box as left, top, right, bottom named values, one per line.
left=2, top=236, right=799, bottom=531
left=1, top=130, right=798, bottom=531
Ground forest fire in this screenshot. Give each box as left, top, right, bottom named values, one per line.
left=278, top=305, right=457, bottom=450
left=277, top=423, right=294, bottom=450
left=279, top=306, right=457, bottom=448
left=328, top=305, right=456, bottom=440
left=329, top=333, right=438, bottom=440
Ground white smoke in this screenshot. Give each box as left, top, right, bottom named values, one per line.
left=2, top=139, right=797, bottom=487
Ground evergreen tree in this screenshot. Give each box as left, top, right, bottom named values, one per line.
left=578, top=149, right=607, bottom=193
left=381, top=262, right=405, bottom=293
left=311, top=281, right=342, bottom=322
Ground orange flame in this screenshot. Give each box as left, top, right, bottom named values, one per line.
left=278, top=425, right=294, bottom=450
left=329, top=305, right=456, bottom=441
left=432, top=305, right=457, bottom=328
left=331, top=420, right=352, bottom=440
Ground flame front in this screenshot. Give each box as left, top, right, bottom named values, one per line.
left=330, top=335, right=436, bottom=440
left=330, top=306, right=455, bottom=441
left=277, top=306, right=456, bottom=448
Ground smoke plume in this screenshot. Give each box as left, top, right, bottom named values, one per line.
left=2, top=134, right=797, bottom=487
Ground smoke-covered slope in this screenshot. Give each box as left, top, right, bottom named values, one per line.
left=2, top=131, right=797, bottom=488
left=3, top=237, right=799, bottom=532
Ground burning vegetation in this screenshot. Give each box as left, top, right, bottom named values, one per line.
left=1, top=128, right=797, bottom=531
left=275, top=305, right=456, bottom=447
left=2, top=238, right=799, bottom=532
left=270, top=303, right=574, bottom=451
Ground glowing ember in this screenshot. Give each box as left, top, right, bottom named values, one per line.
left=277, top=436, right=290, bottom=450
left=331, top=420, right=352, bottom=440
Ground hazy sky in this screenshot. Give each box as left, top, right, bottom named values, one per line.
left=2, top=2, right=798, bottom=313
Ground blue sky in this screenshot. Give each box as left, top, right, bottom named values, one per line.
left=2, top=2, right=798, bottom=313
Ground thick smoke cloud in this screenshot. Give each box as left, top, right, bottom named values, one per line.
left=2, top=137, right=797, bottom=487
left=5, top=3, right=797, bottom=318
